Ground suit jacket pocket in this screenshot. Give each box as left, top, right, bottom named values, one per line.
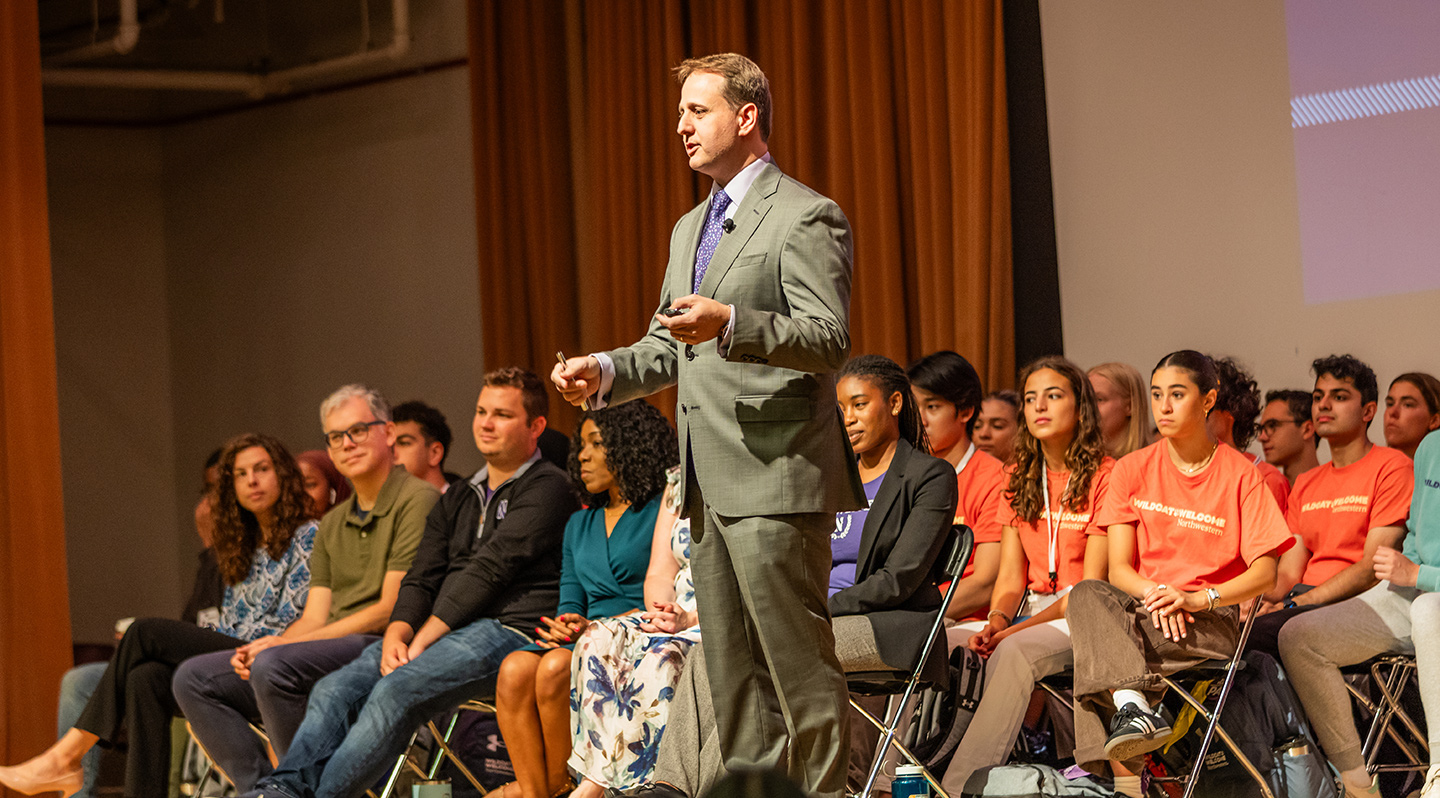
left=735, top=394, right=811, bottom=423
left=730, top=253, right=767, bottom=270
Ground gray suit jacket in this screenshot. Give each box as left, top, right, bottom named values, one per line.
left=604, top=162, right=866, bottom=518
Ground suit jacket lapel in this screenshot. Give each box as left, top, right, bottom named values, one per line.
left=696, top=162, right=780, bottom=298
left=856, top=439, right=912, bottom=576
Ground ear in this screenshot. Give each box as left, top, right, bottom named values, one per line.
left=1362, top=401, right=1378, bottom=425
left=383, top=421, right=398, bottom=447
left=1202, top=389, right=1218, bottom=415
left=1428, top=414, right=1440, bottom=433
left=1300, top=420, right=1316, bottom=441
left=530, top=413, right=548, bottom=439
left=957, top=405, right=976, bottom=426
left=735, top=102, right=759, bottom=137
left=889, top=391, right=905, bottom=418
left=426, top=441, right=445, bottom=469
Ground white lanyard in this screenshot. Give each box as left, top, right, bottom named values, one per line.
left=1250, top=452, right=1263, bottom=466
left=1039, top=465, right=1071, bottom=593
left=954, top=442, right=977, bottom=477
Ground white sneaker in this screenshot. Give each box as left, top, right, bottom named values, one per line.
left=1420, top=767, right=1440, bottom=798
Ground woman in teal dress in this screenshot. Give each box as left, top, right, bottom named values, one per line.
left=495, top=401, right=679, bottom=798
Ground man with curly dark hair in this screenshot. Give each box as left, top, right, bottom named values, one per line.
left=1249, top=355, right=1414, bottom=660
left=238, top=368, right=579, bottom=798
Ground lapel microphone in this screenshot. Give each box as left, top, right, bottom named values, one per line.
left=722, top=218, right=735, bottom=233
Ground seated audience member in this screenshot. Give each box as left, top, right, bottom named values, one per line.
left=1067, top=351, right=1291, bottom=798
left=497, top=400, right=676, bottom=798
left=905, top=351, right=1005, bottom=622
left=174, top=385, right=438, bottom=790
left=1088, top=361, right=1154, bottom=458
left=241, top=368, right=577, bottom=798
left=1259, top=389, right=1321, bottom=485
left=1250, top=355, right=1413, bottom=657
left=1209, top=356, right=1291, bottom=508
left=568, top=462, right=695, bottom=795
left=55, top=450, right=227, bottom=798
left=975, top=389, right=1020, bottom=464
left=944, top=356, right=1115, bottom=792
left=392, top=399, right=463, bottom=490
left=1, top=435, right=318, bottom=798
left=296, top=449, right=351, bottom=517
left=1384, top=372, right=1440, bottom=460
left=1281, top=429, right=1440, bottom=798
left=628, top=355, right=958, bottom=798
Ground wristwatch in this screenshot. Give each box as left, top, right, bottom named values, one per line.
left=1205, top=587, right=1222, bottom=611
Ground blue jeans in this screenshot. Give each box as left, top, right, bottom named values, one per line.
left=251, top=620, right=529, bottom=798
left=58, top=662, right=107, bottom=798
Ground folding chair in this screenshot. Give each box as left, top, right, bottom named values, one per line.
left=374, top=697, right=498, bottom=798
left=846, top=523, right=975, bottom=798
left=1343, top=654, right=1428, bottom=776
left=1153, top=600, right=1273, bottom=798
left=187, top=720, right=277, bottom=798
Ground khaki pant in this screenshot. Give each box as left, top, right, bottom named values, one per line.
left=1066, top=579, right=1239, bottom=771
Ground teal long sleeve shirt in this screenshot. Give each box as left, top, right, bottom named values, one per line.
left=1404, top=431, right=1440, bottom=592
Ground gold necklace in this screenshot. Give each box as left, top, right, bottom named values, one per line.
left=1178, top=441, right=1220, bottom=474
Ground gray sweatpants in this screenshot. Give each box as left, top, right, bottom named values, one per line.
left=1277, top=581, right=1440, bottom=772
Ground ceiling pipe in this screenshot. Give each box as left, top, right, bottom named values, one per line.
left=45, top=0, right=143, bottom=66
left=40, top=0, right=411, bottom=98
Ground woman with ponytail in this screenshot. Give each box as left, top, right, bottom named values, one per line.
left=1066, top=350, right=1292, bottom=797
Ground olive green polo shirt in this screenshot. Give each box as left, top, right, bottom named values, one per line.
left=310, top=466, right=439, bottom=622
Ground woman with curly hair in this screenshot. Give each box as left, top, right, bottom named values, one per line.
left=0, top=434, right=317, bottom=798
left=1065, top=351, right=1291, bottom=797
left=938, top=356, right=1116, bottom=791
left=495, top=401, right=678, bottom=798
left=1207, top=355, right=1291, bottom=508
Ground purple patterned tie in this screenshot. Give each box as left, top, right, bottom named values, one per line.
left=692, top=190, right=732, bottom=293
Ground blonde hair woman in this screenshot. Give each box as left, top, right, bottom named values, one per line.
left=1089, top=362, right=1154, bottom=458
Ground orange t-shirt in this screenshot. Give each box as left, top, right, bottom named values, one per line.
left=1255, top=458, right=1291, bottom=511
left=1098, top=441, right=1294, bottom=592
left=995, top=457, right=1115, bottom=595
left=950, top=448, right=1006, bottom=619
left=1287, top=444, right=1413, bottom=585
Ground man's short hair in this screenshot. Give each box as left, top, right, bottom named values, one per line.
left=1311, top=354, right=1379, bottom=405
left=393, top=400, right=454, bottom=465
left=319, top=384, right=391, bottom=426
left=483, top=367, right=549, bottom=422
left=1266, top=389, right=1319, bottom=449
left=674, top=53, right=773, bottom=141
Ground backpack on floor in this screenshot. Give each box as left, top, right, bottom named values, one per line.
left=960, top=763, right=1113, bottom=798
left=903, top=644, right=988, bottom=771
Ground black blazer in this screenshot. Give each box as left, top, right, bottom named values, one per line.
left=830, top=437, right=959, bottom=618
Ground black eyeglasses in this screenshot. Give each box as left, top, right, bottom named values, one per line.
left=324, top=420, right=386, bottom=449
left=1256, top=419, right=1300, bottom=437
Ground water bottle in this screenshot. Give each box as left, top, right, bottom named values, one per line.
left=893, top=764, right=930, bottom=798
left=412, top=780, right=451, bottom=798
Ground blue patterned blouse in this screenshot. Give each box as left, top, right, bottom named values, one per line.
left=212, top=521, right=317, bottom=641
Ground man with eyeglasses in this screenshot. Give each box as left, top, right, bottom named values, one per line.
left=1258, top=389, right=1321, bottom=486
left=1247, top=356, right=1414, bottom=660
left=174, top=384, right=439, bottom=792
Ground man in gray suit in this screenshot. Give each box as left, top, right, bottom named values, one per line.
left=553, top=53, right=865, bottom=798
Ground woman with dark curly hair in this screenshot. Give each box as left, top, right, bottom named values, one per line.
left=0, top=434, right=317, bottom=798
left=1207, top=355, right=1290, bottom=508
left=495, top=401, right=677, bottom=798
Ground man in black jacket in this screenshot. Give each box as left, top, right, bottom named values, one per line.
left=244, top=368, right=578, bottom=798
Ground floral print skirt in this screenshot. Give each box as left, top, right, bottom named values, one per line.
left=568, top=614, right=701, bottom=788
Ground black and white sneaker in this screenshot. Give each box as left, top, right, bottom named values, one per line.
left=1103, top=703, right=1172, bottom=761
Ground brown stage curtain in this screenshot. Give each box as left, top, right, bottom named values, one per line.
left=470, top=0, right=1013, bottom=435
left=0, top=0, right=75, bottom=782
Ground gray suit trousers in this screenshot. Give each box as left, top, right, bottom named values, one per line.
left=686, top=489, right=850, bottom=798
